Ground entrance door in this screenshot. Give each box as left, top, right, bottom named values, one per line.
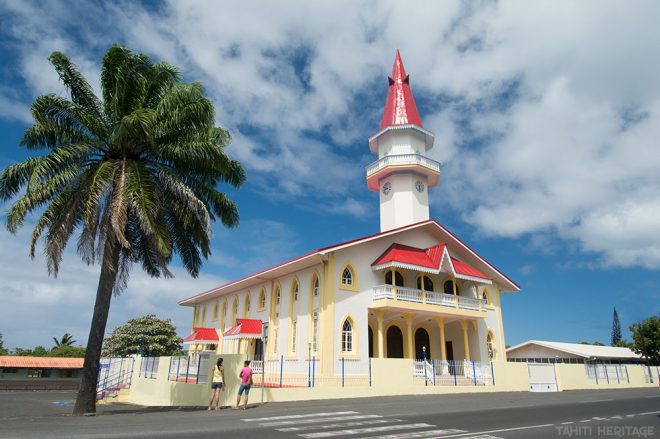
left=254, top=339, right=264, bottom=360
left=414, top=328, right=430, bottom=360
left=368, top=326, right=374, bottom=358
left=446, top=341, right=455, bottom=374
left=386, top=326, right=404, bottom=358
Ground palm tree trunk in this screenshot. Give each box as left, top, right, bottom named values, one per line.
left=72, top=239, right=120, bottom=415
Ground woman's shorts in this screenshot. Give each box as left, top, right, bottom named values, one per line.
left=211, top=382, right=223, bottom=389
left=238, top=384, right=251, bottom=396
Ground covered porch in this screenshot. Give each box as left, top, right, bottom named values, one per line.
left=367, top=309, right=487, bottom=363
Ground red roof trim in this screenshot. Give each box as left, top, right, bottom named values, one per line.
left=179, top=218, right=519, bottom=305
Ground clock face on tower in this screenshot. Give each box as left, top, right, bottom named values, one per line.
left=415, top=181, right=425, bottom=192
left=382, top=182, right=392, bottom=195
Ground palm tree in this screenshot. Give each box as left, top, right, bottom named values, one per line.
left=0, top=45, right=245, bottom=415
left=53, top=333, right=76, bottom=347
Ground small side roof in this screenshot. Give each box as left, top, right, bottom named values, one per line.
left=0, top=356, right=84, bottom=369
left=506, top=340, right=642, bottom=360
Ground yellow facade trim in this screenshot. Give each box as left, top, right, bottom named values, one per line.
left=494, top=284, right=508, bottom=362
left=201, top=304, right=207, bottom=327
left=321, top=252, right=335, bottom=374
left=243, top=290, right=251, bottom=318
left=308, top=271, right=321, bottom=355
left=212, top=301, right=219, bottom=321
left=338, top=262, right=359, bottom=292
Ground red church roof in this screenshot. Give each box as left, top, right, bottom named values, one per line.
left=182, top=327, right=219, bottom=345
left=223, top=319, right=263, bottom=340
left=380, top=50, right=422, bottom=130
left=372, top=242, right=490, bottom=281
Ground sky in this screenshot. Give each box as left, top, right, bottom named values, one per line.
left=0, top=0, right=659, bottom=351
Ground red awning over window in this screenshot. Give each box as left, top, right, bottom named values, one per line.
left=182, top=327, right=220, bottom=345
left=223, top=318, right=263, bottom=340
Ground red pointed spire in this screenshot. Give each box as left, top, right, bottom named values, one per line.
left=380, top=50, right=422, bottom=130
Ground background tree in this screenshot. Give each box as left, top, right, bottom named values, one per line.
left=13, top=346, right=49, bottom=356
left=630, top=315, right=660, bottom=365
left=102, top=314, right=182, bottom=357
left=0, top=333, right=7, bottom=355
left=611, top=307, right=622, bottom=346
left=49, top=345, right=86, bottom=357
left=53, top=333, right=76, bottom=348
left=0, top=45, right=245, bottom=415
left=579, top=341, right=605, bottom=346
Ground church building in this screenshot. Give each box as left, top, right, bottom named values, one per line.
left=178, top=51, right=520, bottom=378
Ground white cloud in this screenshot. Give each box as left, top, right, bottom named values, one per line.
left=0, top=0, right=659, bottom=273
left=0, top=226, right=226, bottom=350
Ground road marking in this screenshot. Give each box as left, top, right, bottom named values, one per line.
left=457, top=436, right=503, bottom=439
left=277, top=419, right=401, bottom=432
left=242, top=411, right=359, bottom=422
left=639, top=411, right=660, bottom=416
left=644, top=395, right=659, bottom=398
left=610, top=416, right=623, bottom=419
left=561, top=422, right=574, bottom=425
left=299, top=423, right=434, bottom=438
left=354, top=430, right=467, bottom=439
left=579, top=420, right=591, bottom=423
left=261, top=414, right=382, bottom=427
left=418, top=424, right=555, bottom=439
left=626, top=414, right=636, bottom=418
left=578, top=399, right=612, bottom=403
left=592, top=417, right=607, bottom=420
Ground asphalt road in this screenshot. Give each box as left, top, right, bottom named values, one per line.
left=0, top=388, right=658, bottom=439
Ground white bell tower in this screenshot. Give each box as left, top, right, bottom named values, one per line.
left=366, top=51, right=441, bottom=232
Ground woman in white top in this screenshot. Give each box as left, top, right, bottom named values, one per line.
left=208, top=357, right=225, bottom=411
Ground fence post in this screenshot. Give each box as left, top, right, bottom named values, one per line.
left=151, top=356, right=157, bottom=379
left=279, top=355, right=283, bottom=388
left=168, top=356, right=172, bottom=381
left=308, top=344, right=311, bottom=388
left=423, top=347, right=427, bottom=386
left=369, top=357, right=372, bottom=387
left=472, top=361, right=477, bottom=386
left=195, top=356, right=201, bottom=384
left=453, top=361, right=457, bottom=386
left=432, top=360, right=436, bottom=386
left=615, top=365, right=620, bottom=384
left=119, top=357, right=124, bottom=384
left=342, top=357, right=345, bottom=387
left=185, top=355, right=190, bottom=383
left=175, top=356, right=181, bottom=382
left=649, top=366, right=654, bottom=383
left=491, top=361, right=495, bottom=386
left=313, top=356, right=316, bottom=388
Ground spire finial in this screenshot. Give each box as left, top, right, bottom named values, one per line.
left=380, top=50, right=422, bottom=129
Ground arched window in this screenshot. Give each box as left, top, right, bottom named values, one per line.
left=313, top=276, right=320, bottom=297
left=482, top=292, right=489, bottom=305
left=259, top=289, right=266, bottom=310
left=416, top=275, right=434, bottom=291
left=486, top=332, right=495, bottom=360
left=312, top=310, right=319, bottom=353
left=341, top=319, right=353, bottom=353
left=385, top=270, right=404, bottom=287
left=276, top=290, right=281, bottom=305
left=443, top=280, right=455, bottom=295
left=341, top=267, right=353, bottom=286
left=245, top=294, right=251, bottom=314
left=231, top=298, right=238, bottom=323
left=292, top=281, right=299, bottom=302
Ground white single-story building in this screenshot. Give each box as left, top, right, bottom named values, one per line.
left=506, top=340, right=643, bottom=364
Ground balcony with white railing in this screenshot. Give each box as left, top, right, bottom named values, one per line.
left=366, top=154, right=441, bottom=190
left=372, top=284, right=487, bottom=314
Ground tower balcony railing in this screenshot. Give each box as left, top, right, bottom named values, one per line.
left=366, top=154, right=441, bottom=178
left=372, top=284, right=486, bottom=312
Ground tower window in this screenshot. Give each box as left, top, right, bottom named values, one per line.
left=313, top=277, right=320, bottom=297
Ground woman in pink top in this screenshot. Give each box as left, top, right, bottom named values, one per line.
left=234, top=360, right=253, bottom=410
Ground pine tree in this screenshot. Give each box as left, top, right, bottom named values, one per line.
left=611, top=307, right=622, bottom=346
